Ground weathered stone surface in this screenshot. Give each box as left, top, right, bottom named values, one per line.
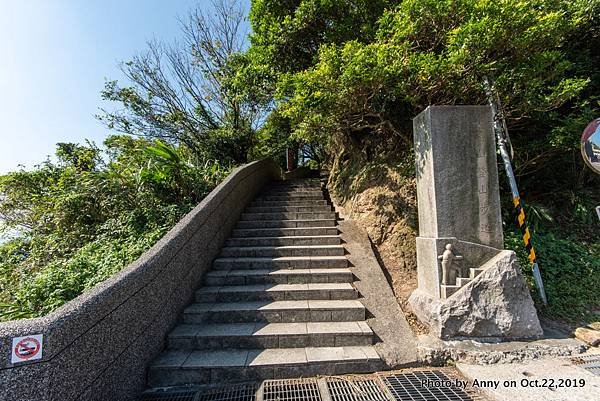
left=409, top=251, right=543, bottom=340
left=413, top=106, right=503, bottom=249
left=412, top=106, right=506, bottom=306
left=574, top=327, right=600, bottom=346
left=415, top=237, right=501, bottom=299
left=415, top=237, right=451, bottom=298
left=417, top=333, right=587, bottom=365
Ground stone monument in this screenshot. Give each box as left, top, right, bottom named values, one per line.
left=408, top=106, right=543, bottom=340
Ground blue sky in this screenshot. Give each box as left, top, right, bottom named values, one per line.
left=0, top=0, right=250, bottom=173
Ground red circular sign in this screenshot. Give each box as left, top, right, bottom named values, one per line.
left=582, top=118, right=600, bottom=142
left=582, top=118, right=600, bottom=174
left=14, top=337, right=41, bottom=360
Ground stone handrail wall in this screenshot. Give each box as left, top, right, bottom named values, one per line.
left=0, top=159, right=282, bottom=401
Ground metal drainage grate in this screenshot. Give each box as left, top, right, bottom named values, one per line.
left=263, top=378, right=322, bottom=401
left=139, top=391, right=197, bottom=401
left=380, top=371, right=474, bottom=401
left=327, top=378, right=391, bottom=401
left=571, top=354, right=600, bottom=376
left=196, top=383, right=260, bottom=401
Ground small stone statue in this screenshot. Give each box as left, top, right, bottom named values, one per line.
left=439, top=244, right=463, bottom=285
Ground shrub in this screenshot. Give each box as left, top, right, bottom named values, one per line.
left=0, top=136, right=230, bottom=321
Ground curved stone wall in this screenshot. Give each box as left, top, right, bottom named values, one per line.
left=0, top=159, right=282, bottom=401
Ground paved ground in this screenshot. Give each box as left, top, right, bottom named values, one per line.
left=142, top=349, right=600, bottom=401
left=140, top=366, right=486, bottom=401
left=456, top=349, right=600, bottom=401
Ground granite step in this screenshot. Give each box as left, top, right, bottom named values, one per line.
left=270, top=179, right=321, bottom=184
left=231, top=227, right=339, bottom=238
left=236, top=219, right=337, bottom=229
left=261, top=189, right=323, bottom=195
left=440, top=284, right=460, bottom=299
left=268, top=183, right=321, bottom=187
left=267, top=182, right=321, bottom=188
left=220, top=245, right=345, bottom=258
left=240, top=212, right=336, bottom=221
left=470, top=267, right=485, bottom=279
left=226, top=235, right=341, bottom=247
left=257, top=194, right=325, bottom=201
left=262, top=188, right=322, bottom=194
left=245, top=205, right=333, bottom=213
left=213, top=256, right=348, bottom=270
left=146, top=178, right=385, bottom=390
left=250, top=200, right=330, bottom=207
left=260, top=192, right=323, bottom=198
left=183, top=300, right=366, bottom=323
left=167, top=321, right=373, bottom=350
left=196, top=283, right=357, bottom=302
left=148, top=346, right=383, bottom=386
left=266, top=181, right=321, bottom=185
left=456, top=277, right=472, bottom=287
left=204, top=268, right=354, bottom=286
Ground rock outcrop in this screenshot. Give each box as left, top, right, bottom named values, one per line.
left=409, top=251, right=543, bottom=340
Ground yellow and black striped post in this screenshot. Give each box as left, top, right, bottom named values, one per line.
left=513, top=196, right=537, bottom=265
left=484, top=77, right=548, bottom=305
left=512, top=195, right=547, bottom=304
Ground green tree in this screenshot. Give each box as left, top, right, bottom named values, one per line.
left=248, top=0, right=599, bottom=192
left=249, top=0, right=393, bottom=74
left=246, top=0, right=600, bottom=319
left=99, top=0, right=260, bottom=164
left=0, top=136, right=229, bottom=321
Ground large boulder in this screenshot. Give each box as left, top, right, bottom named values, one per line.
left=409, top=251, right=543, bottom=340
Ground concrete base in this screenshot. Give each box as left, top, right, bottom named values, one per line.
left=409, top=251, right=543, bottom=340
left=417, top=333, right=587, bottom=365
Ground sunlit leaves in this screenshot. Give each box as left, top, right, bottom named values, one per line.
left=0, top=136, right=230, bottom=321
left=254, top=0, right=596, bottom=157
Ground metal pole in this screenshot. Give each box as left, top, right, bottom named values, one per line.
left=484, top=77, right=548, bottom=305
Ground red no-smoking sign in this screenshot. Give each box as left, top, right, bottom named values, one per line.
left=11, top=334, right=43, bottom=363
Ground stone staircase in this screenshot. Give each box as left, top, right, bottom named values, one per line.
left=440, top=267, right=486, bottom=299
left=148, top=178, right=383, bottom=387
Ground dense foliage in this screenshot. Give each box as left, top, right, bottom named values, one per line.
left=251, top=0, right=598, bottom=162
left=247, top=0, right=600, bottom=320
left=506, top=229, right=599, bottom=319
left=0, top=137, right=229, bottom=321
left=1, top=0, right=598, bottom=324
